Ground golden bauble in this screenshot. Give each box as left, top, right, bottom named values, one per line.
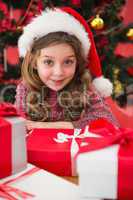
left=126, top=28, right=133, bottom=40
left=113, top=68, right=120, bottom=75
left=114, top=80, right=123, bottom=96
left=90, top=15, right=104, bottom=30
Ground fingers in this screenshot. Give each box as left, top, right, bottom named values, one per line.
left=26, top=120, right=35, bottom=131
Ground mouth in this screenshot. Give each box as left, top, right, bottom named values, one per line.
left=51, top=79, right=64, bottom=85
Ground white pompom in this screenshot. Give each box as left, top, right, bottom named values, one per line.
left=92, top=76, right=113, bottom=97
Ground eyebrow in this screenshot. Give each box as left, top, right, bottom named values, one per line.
left=40, top=55, right=76, bottom=58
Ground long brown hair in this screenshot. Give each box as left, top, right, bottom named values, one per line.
left=21, top=32, right=92, bottom=121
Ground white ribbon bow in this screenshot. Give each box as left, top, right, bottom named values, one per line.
left=54, top=126, right=91, bottom=176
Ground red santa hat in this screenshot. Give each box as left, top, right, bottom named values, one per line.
left=18, top=7, right=113, bottom=97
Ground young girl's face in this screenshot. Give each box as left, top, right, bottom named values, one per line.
left=36, top=43, right=77, bottom=91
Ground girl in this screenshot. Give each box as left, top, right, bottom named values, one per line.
left=15, top=7, right=118, bottom=130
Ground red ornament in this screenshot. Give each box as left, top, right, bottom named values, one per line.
left=99, top=55, right=106, bottom=62
left=96, top=36, right=109, bottom=48
left=71, top=0, right=81, bottom=7
left=115, top=43, right=133, bottom=58
left=127, top=67, right=133, bottom=76
left=6, top=46, right=19, bottom=66
left=10, top=9, right=23, bottom=22
left=0, top=64, right=4, bottom=79
left=0, top=1, right=8, bottom=15
left=1, top=18, right=12, bottom=31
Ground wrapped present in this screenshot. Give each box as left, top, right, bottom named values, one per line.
left=77, top=125, right=133, bottom=200
left=0, top=103, right=27, bottom=179
left=27, top=126, right=94, bottom=176
left=27, top=119, right=114, bottom=177
left=0, top=164, right=79, bottom=200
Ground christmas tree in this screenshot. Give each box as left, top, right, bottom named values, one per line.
left=0, top=0, right=133, bottom=106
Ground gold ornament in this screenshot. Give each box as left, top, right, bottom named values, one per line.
left=126, top=28, right=133, bottom=40
left=113, top=68, right=120, bottom=75
left=113, top=67, right=124, bottom=97
left=90, top=15, right=104, bottom=30
left=113, top=80, right=123, bottom=97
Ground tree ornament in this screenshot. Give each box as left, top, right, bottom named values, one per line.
left=114, top=80, right=124, bottom=97
left=0, top=1, right=8, bottom=15
left=113, top=67, right=123, bottom=97
left=90, top=15, right=104, bottom=30
left=126, top=28, right=133, bottom=40
left=127, top=67, right=133, bottom=76
left=0, top=64, right=4, bottom=79
left=71, top=0, right=81, bottom=7
left=114, top=68, right=120, bottom=75
left=6, top=46, right=19, bottom=66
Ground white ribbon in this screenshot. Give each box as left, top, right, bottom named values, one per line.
left=54, top=126, right=91, bottom=176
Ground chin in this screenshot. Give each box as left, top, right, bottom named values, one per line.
left=48, top=80, right=71, bottom=91
left=48, top=85, right=64, bottom=91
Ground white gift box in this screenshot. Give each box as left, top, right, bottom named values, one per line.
left=77, top=144, right=119, bottom=200
left=0, top=117, right=27, bottom=178
left=0, top=164, right=79, bottom=200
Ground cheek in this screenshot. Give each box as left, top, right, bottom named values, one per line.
left=38, top=68, right=52, bottom=80
left=65, top=66, right=76, bottom=77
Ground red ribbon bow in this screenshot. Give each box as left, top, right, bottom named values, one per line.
left=0, top=103, right=18, bottom=116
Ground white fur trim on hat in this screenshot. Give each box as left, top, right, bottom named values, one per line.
left=18, top=8, right=91, bottom=57
left=92, top=76, right=113, bottom=97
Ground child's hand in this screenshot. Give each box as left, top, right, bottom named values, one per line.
left=26, top=120, right=54, bottom=130
left=26, top=120, right=35, bottom=130
left=26, top=120, right=74, bottom=130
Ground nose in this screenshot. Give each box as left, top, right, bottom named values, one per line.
left=53, top=63, right=64, bottom=77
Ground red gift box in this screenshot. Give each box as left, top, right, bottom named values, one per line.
left=0, top=103, right=27, bottom=179
left=27, top=119, right=115, bottom=177
left=27, top=128, right=89, bottom=176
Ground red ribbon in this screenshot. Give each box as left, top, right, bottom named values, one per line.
left=0, top=103, right=18, bottom=116
left=0, top=167, right=40, bottom=200
left=0, top=118, right=12, bottom=179
left=78, top=125, right=133, bottom=200
left=118, top=128, right=133, bottom=200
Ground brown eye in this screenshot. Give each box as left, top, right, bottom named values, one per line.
left=64, top=59, right=74, bottom=65
left=43, top=59, right=54, bottom=66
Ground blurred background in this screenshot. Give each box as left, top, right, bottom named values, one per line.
left=0, top=0, right=133, bottom=126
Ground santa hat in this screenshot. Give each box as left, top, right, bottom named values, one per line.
left=18, top=7, right=113, bottom=97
